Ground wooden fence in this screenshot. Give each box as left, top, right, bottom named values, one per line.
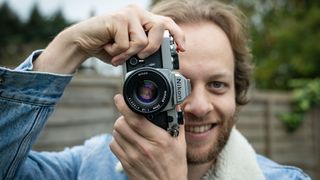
left=32, top=74, right=320, bottom=179
left=238, top=91, right=320, bottom=179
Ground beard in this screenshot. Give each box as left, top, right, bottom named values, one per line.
left=186, top=112, right=237, bottom=165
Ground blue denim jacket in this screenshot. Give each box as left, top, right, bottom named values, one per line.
left=0, top=51, right=311, bottom=180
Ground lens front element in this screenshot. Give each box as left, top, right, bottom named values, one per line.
left=136, top=80, right=158, bottom=103
left=123, top=68, right=171, bottom=114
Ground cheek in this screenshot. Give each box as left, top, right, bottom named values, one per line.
left=214, top=93, right=236, bottom=119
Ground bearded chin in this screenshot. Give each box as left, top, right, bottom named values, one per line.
left=186, top=113, right=236, bottom=165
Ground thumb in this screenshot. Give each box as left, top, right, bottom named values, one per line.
left=113, top=94, right=140, bottom=119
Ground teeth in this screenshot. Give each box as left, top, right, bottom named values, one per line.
left=185, top=124, right=212, bottom=133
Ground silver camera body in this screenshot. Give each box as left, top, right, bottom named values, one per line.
left=122, top=31, right=191, bottom=136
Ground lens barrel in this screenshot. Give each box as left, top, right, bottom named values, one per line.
left=123, top=67, right=171, bottom=114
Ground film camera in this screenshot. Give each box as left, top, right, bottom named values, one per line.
left=122, top=31, right=191, bottom=137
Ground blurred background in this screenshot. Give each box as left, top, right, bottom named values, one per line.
left=0, top=0, right=319, bottom=179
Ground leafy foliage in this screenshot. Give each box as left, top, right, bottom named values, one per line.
left=279, top=79, right=320, bottom=131
left=242, top=0, right=320, bottom=131
left=252, top=2, right=320, bottom=90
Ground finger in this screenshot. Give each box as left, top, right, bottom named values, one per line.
left=113, top=116, right=147, bottom=147
left=113, top=94, right=156, bottom=135
left=111, top=16, right=148, bottom=65
left=162, top=17, right=186, bottom=52
left=110, top=137, right=126, bottom=160
left=143, top=16, right=186, bottom=53
left=93, top=49, right=112, bottom=63
left=137, top=25, right=163, bottom=59
left=112, top=128, right=156, bottom=178
left=104, top=20, right=130, bottom=57
left=110, top=125, right=140, bottom=172
left=114, top=94, right=141, bottom=119
left=113, top=94, right=167, bottom=140
left=112, top=129, right=130, bottom=153
left=110, top=33, right=147, bottom=65
left=113, top=128, right=146, bottom=161
left=109, top=138, right=135, bottom=174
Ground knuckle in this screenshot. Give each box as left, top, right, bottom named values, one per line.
left=160, top=16, right=174, bottom=27
left=127, top=151, right=140, bottom=162
left=134, top=37, right=148, bottom=49
left=113, top=116, right=125, bottom=131
left=120, top=160, right=133, bottom=172
left=113, top=121, right=119, bottom=131
left=163, top=16, right=174, bottom=24
left=159, top=139, right=170, bottom=148
left=132, top=141, right=154, bottom=161
left=111, top=13, right=128, bottom=24
left=109, top=140, right=115, bottom=150
left=139, top=144, right=153, bottom=159
left=138, top=43, right=159, bottom=58
left=116, top=42, right=130, bottom=52
left=147, top=43, right=160, bottom=53
left=129, top=118, right=144, bottom=131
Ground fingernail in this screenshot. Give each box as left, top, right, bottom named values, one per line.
left=111, top=61, right=120, bottom=67
left=138, top=53, right=147, bottom=59
left=112, top=53, right=130, bottom=66
left=111, top=57, right=123, bottom=66
left=111, top=57, right=119, bottom=66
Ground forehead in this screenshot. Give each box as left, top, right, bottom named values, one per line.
left=178, top=22, right=234, bottom=77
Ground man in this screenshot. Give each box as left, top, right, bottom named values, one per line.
left=0, top=0, right=310, bottom=179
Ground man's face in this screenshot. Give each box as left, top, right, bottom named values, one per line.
left=179, top=22, right=236, bottom=165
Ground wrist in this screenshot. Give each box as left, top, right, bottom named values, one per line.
left=33, top=27, right=89, bottom=74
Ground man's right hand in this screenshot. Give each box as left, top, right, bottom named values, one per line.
left=33, top=4, right=186, bottom=74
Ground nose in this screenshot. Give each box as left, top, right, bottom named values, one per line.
left=182, top=85, right=213, bottom=118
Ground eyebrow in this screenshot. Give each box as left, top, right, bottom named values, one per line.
left=208, top=71, right=233, bottom=80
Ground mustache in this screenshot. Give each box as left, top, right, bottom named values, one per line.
left=183, top=112, right=221, bottom=124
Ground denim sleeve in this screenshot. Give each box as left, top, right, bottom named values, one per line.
left=257, top=155, right=311, bottom=180
left=0, top=50, right=75, bottom=179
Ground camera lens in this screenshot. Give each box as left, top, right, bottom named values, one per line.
left=136, top=80, right=158, bottom=103
left=123, top=67, right=171, bottom=114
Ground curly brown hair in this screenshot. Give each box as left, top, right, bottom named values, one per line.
left=151, top=0, right=253, bottom=106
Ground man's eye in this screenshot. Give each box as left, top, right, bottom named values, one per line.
left=210, top=81, right=224, bottom=89
left=208, top=81, right=228, bottom=94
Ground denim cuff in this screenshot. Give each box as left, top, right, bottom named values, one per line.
left=0, top=50, right=73, bottom=105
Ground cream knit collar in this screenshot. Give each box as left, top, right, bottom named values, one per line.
left=201, top=127, right=265, bottom=180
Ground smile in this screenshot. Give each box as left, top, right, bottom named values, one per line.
left=185, top=124, right=214, bottom=133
